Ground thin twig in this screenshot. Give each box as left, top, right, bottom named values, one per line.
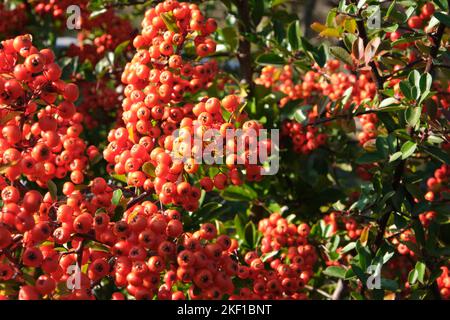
left=305, top=285, right=333, bottom=300
left=332, top=279, right=346, bottom=300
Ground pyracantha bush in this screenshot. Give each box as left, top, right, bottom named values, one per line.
left=0, top=0, right=449, bottom=302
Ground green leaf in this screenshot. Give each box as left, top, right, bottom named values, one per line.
left=376, top=136, right=390, bottom=158
left=53, top=246, right=68, bottom=253
left=221, top=27, right=238, bottom=52
left=195, top=202, right=222, bottom=221
left=356, top=241, right=372, bottom=270
left=386, top=0, right=397, bottom=19
left=400, top=141, right=417, bottom=159
left=377, top=112, right=398, bottom=132
left=85, top=240, right=110, bottom=253
left=341, top=86, right=353, bottom=106
left=356, top=152, right=385, bottom=164
left=214, top=220, right=225, bottom=235
left=293, top=105, right=312, bottom=124
left=350, top=291, right=364, bottom=300
left=323, top=266, right=347, bottom=279
left=415, top=261, right=426, bottom=284
left=160, top=12, right=179, bottom=32
left=300, top=36, right=315, bottom=52
left=95, top=208, right=107, bottom=216
left=299, top=37, right=327, bottom=67
left=114, top=40, right=130, bottom=57
left=419, top=73, right=432, bottom=94
left=261, top=250, right=279, bottom=262
left=329, top=235, right=341, bottom=252
left=255, top=53, right=286, bottom=66
left=314, top=44, right=327, bottom=67
left=341, top=242, right=356, bottom=254
left=422, top=146, right=450, bottom=164
left=326, top=9, right=337, bottom=27
left=382, top=250, right=395, bottom=264
left=222, top=185, right=257, bottom=202
left=404, top=6, right=416, bottom=21
left=142, top=162, right=156, bottom=178
left=95, top=56, right=112, bottom=78
left=408, top=70, right=421, bottom=89
left=90, top=9, right=107, bottom=19
left=434, top=0, right=449, bottom=11
left=379, top=97, right=399, bottom=109
left=111, top=174, right=127, bottom=183
left=244, top=221, right=258, bottom=248
left=287, top=20, right=302, bottom=51
left=399, top=81, right=412, bottom=100
left=251, top=0, right=265, bottom=26
left=47, top=180, right=57, bottom=201
left=408, top=268, right=419, bottom=285
left=434, top=12, right=450, bottom=27
left=234, top=215, right=245, bottom=240
left=111, top=189, right=123, bottom=206
left=381, top=278, right=399, bottom=291
left=271, top=0, right=288, bottom=7
left=389, top=151, right=402, bottom=162
left=391, top=34, right=424, bottom=47
left=405, top=106, right=421, bottom=127
left=329, top=46, right=353, bottom=66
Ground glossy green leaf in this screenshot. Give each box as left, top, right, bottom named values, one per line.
left=329, top=46, right=353, bottom=66
left=255, top=53, right=286, bottom=66
left=287, top=20, right=302, bottom=51
left=112, top=189, right=123, bottom=206
left=400, top=141, right=417, bottom=159
left=323, top=266, right=347, bottom=279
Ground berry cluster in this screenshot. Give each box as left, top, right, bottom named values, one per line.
left=392, top=230, right=416, bottom=257
left=407, top=3, right=435, bottom=30
left=437, top=266, right=450, bottom=300
left=281, top=120, right=327, bottom=154
left=0, top=175, right=116, bottom=300
left=358, top=113, right=379, bottom=146
left=355, top=164, right=376, bottom=181
left=66, top=9, right=134, bottom=64
left=388, top=3, right=436, bottom=50
left=231, top=213, right=317, bottom=299
left=0, top=35, right=98, bottom=186
left=425, top=164, right=449, bottom=202
left=256, top=62, right=376, bottom=108
left=110, top=220, right=239, bottom=300
left=418, top=211, right=437, bottom=228
left=33, top=0, right=89, bottom=20
left=0, top=3, right=27, bottom=37
left=323, top=212, right=363, bottom=240
left=0, top=2, right=271, bottom=300
left=32, top=1, right=134, bottom=64
left=256, top=61, right=377, bottom=153
left=75, top=81, right=121, bottom=130
left=385, top=255, right=414, bottom=294
left=104, top=2, right=268, bottom=211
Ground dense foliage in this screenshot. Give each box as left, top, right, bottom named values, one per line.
left=0, top=0, right=449, bottom=300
